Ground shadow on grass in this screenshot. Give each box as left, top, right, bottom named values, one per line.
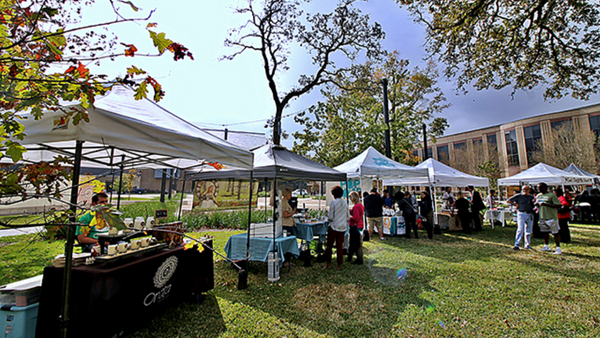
left=126, top=295, right=226, bottom=338
left=208, top=251, right=438, bottom=337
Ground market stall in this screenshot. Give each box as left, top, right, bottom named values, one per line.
left=498, top=163, right=593, bottom=187
left=189, top=143, right=347, bottom=278
left=564, top=163, right=600, bottom=185
left=332, top=147, right=430, bottom=236
left=383, top=158, right=490, bottom=229
left=1, top=85, right=254, bottom=337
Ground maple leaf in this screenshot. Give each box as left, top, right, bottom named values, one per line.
left=64, top=65, right=76, bottom=74
left=76, top=62, right=89, bottom=77
left=148, top=30, right=173, bottom=54
left=167, top=42, right=194, bottom=61
left=121, top=43, right=138, bottom=57
left=147, top=23, right=157, bottom=28
left=203, top=161, right=226, bottom=170
left=126, top=65, right=146, bottom=76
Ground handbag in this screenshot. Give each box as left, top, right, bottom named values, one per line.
left=363, top=228, right=370, bottom=241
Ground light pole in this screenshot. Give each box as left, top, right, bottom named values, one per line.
left=382, top=78, right=391, bottom=158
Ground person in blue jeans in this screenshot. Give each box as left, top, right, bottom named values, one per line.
left=507, top=185, right=536, bottom=250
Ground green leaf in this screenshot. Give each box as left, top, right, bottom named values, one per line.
left=135, top=81, right=148, bottom=100
left=6, top=143, right=27, bottom=162
left=117, top=0, right=141, bottom=12
left=126, top=65, right=146, bottom=76
left=148, top=30, right=173, bottom=54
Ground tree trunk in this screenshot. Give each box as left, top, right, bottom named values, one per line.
left=272, top=106, right=284, bottom=145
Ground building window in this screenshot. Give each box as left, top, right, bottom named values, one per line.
left=473, top=138, right=482, bottom=147
left=551, top=119, right=571, bottom=130
left=437, top=145, right=449, bottom=164
left=505, top=130, right=520, bottom=166
left=412, top=150, right=419, bottom=157
left=523, top=124, right=542, bottom=166
left=422, top=148, right=432, bottom=159
left=487, top=134, right=497, bottom=149
left=590, top=115, right=600, bottom=137
left=454, top=142, right=466, bottom=151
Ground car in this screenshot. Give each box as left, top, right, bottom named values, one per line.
left=130, top=188, right=146, bottom=194
left=292, top=189, right=308, bottom=197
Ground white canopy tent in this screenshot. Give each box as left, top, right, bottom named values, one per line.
left=4, top=85, right=254, bottom=170
left=564, top=163, right=600, bottom=185
left=384, top=158, right=490, bottom=188
left=498, top=163, right=593, bottom=186
left=1, top=85, right=254, bottom=336
left=334, top=146, right=429, bottom=180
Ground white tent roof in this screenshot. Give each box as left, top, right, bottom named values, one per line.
left=564, top=163, right=600, bottom=184
left=498, top=163, right=593, bottom=186
left=333, top=146, right=429, bottom=180
left=4, top=86, right=253, bottom=170
left=384, top=158, right=489, bottom=187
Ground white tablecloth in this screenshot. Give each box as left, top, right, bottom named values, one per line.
left=484, top=210, right=513, bottom=228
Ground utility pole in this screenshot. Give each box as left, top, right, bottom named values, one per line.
left=423, top=123, right=428, bottom=159
left=382, top=78, right=391, bottom=158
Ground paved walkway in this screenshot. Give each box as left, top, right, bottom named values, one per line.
left=0, top=226, right=45, bottom=238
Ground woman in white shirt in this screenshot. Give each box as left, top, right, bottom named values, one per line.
left=325, top=185, right=350, bottom=270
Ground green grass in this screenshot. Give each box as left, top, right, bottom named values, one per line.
left=1, top=224, right=599, bottom=337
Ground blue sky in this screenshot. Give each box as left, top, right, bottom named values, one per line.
left=85, top=0, right=600, bottom=148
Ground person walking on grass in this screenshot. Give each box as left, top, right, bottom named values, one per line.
left=325, top=186, right=350, bottom=270
left=467, top=186, right=485, bottom=232
left=364, top=188, right=386, bottom=241
left=536, top=182, right=563, bottom=255
left=554, top=188, right=572, bottom=244
left=395, top=191, right=418, bottom=238
left=507, top=185, right=535, bottom=250
left=347, top=191, right=364, bottom=265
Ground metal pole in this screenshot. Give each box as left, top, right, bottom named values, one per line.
left=177, top=179, right=186, bottom=221
left=246, top=171, right=254, bottom=260
left=168, top=169, right=174, bottom=200
left=108, top=147, right=115, bottom=203
left=160, top=171, right=167, bottom=203
left=117, top=155, right=125, bottom=210
left=423, top=124, right=428, bottom=160
left=61, top=140, right=83, bottom=338
left=382, top=78, right=391, bottom=158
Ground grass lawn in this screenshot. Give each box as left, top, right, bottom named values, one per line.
left=1, top=224, right=599, bottom=337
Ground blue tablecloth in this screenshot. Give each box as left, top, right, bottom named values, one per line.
left=295, top=221, right=328, bottom=242
left=224, top=234, right=300, bottom=266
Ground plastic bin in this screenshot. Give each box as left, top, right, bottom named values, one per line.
left=1, top=303, right=39, bottom=338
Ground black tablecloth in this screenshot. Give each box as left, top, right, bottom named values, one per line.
left=35, top=241, right=213, bottom=338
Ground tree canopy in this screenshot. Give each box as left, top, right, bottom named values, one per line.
left=292, top=51, right=449, bottom=167
left=0, top=0, right=192, bottom=199
left=224, top=0, right=385, bottom=145
left=399, top=0, right=600, bottom=100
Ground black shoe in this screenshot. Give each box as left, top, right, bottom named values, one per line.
left=352, top=260, right=363, bottom=265
left=512, top=246, right=520, bottom=250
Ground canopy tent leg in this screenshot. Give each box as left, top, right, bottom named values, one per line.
left=108, top=147, right=115, bottom=203
left=61, top=140, right=84, bottom=338
left=116, top=155, right=125, bottom=210
left=177, top=180, right=186, bottom=221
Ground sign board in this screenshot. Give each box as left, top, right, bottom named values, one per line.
left=154, top=209, right=168, bottom=220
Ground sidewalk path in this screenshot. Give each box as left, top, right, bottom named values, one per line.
left=0, top=226, right=44, bottom=238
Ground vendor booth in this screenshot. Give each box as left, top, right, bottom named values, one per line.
left=189, top=143, right=347, bottom=277
left=2, top=85, right=254, bottom=338
left=564, top=163, right=600, bottom=185
left=498, top=163, right=593, bottom=187
left=332, top=147, right=430, bottom=236
left=384, top=158, right=490, bottom=229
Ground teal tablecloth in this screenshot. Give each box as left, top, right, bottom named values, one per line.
left=224, top=234, right=300, bottom=265
left=295, top=221, right=328, bottom=242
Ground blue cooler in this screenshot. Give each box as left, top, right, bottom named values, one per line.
left=1, top=303, right=39, bottom=338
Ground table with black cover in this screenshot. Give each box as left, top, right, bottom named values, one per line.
left=35, top=240, right=214, bottom=338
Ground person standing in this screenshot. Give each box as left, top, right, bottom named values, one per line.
left=554, top=188, right=572, bottom=243
left=325, top=186, right=350, bottom=270
left=364, top=188, right=385, bottom=240
left=467, top=186, right=485, bottom=232
left=396, top=191, right=418, bottom=238
left=536, top=183, right=563, bottom=254
left=442, top=187, right=455, bottom=210
left=383, top=190, right=394, bottom=209
left=484, top=189, right=497, bottom=209
left=454, top=192, right=472, bottom=234
left=507, top=185, right=536, bottom=250
left=419, top=191, right=434, bottom=239
left=347, top=191, right=364, bottom=265
left=281, top=188, right=297, bottom=268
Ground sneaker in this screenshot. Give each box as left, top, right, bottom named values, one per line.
left=379, top=237, right=386, bottom=241
left=512, top=246, right=520, bottom=250
left=553, top=247, right=562, bottom=255
left=542, top=245, right=551, bottom=252
left=524, top=246, right=532, bottom=250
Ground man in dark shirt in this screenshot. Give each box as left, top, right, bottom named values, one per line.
left=507, top=185, right=536, bottom=250
left=364, top=188, right=385, bottom=240
left=454, top=192, right=472, bottom=234
left=467, top=186, right=485, bottom=232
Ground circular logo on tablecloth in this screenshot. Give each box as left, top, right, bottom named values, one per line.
left=153, top=256, right=178, bottom=288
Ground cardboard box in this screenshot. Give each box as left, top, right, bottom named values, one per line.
left=250, top=223, right=283, bottom=238
left=0, top=275, right=42, bottom=307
